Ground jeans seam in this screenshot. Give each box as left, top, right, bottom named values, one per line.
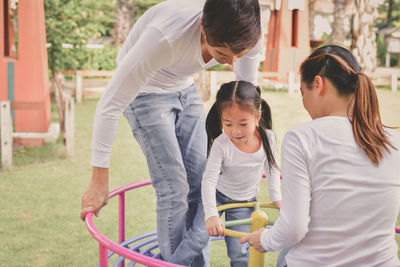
left=133, top=111, right=176, bottom=256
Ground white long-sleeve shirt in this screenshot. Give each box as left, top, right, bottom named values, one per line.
left=91, top=0, right=262, bottom=167
left=261, top=116, right=400, bottom=266
left=202, top=130, right=282, bottom=221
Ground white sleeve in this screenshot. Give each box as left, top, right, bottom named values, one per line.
left=91, top=27, right=172, bottom=167
left=261, top=130, right=311, bottom=251
left=201, top=140, right=225, bottom=221
left=264, top=131, right=282, bottom=202
left=233, top=36, right=262, bottom=85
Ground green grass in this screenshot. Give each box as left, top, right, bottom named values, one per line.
left=0, top=89, right=399, bottom=266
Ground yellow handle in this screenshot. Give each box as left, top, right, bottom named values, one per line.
left=224, top=228, right=248, bottom=238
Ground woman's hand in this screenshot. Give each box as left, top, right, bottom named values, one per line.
left=240, top=228, right=267, bottom=252
left=273, top=200, right=281, bottom=210
left=206, top=216, right=225, bottom=236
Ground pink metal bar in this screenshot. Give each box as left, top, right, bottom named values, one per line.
left=118, top=191, right=125, bottom=267
left=85, top=180, right=185, bottom=267
left=99, top=244, right=108, bottom=267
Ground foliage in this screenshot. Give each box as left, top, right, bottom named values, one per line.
left=44, top=0, right=116, bottom=72
left=376, top=33, right=388, bottom=66
left=207, top=64, right=232, bottom=71
left=376, top=0, right=400, bottom=30
left=134, top=0, right=165, bottom=19
left=82, top=45, right=121, bottom=70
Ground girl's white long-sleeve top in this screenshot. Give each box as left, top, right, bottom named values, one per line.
left=261, top=116, right=400, bottom=267
left=202, top=130, right=282, bottom=221
left=91, top=0, right=262, bottom=168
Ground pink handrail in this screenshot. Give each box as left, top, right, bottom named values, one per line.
left=85, top=180, right=400, bottom=266
left=85, top=179, right=185, bottom=267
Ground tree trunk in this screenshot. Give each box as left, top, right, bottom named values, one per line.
left=350, top=0, right=378, bottom=73
left=111, top=0, right=136, bottom=46
left=329, top=0, right=348, bottom=45
left=385, top=0, right=393, bottom=27
left=309, top=0, right=316, bottom=40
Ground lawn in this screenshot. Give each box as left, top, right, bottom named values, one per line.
left=0, top=88, right=399, bottom=266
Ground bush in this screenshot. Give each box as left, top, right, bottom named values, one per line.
left=83, top=44, right=121, bottom=70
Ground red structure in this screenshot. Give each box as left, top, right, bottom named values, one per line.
left=263, top=0, right=310, bottom=82
left=1, top=0, right=51, bottom=146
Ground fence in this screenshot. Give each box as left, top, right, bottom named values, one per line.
left=0, top=100, right=69, bottom=170
left=61, top=69, right=399, bottom=104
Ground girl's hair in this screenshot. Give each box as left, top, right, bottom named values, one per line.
left=300, top=45, right=397, bottom=165
left=206, top=80, right=277, bottom=171
left=202, top=0, right=261, bottom=53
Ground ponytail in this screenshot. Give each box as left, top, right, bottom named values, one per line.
left=257, top=96, right=277, bottom=171
left=206, top=102, right=222, bottom=154
left=352, top=73, right=396, bottom=165
left=300, top=45, right=397, bottom=166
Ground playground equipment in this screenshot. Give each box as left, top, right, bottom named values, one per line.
left=216, top=201, right=277, bottom=266
left=85, top=180, right=279, bottom=267
left=85, top=180, right=400, bottom=267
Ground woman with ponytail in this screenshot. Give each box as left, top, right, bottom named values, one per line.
left=201, top=80, right=282, bottom=266
left=241, top=45, right=400, bottom=267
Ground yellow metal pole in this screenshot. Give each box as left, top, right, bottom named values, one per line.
left=248, top=210, right=268, bottom=267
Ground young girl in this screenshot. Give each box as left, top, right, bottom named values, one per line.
left=241, top=45, right=400, bottom=267
left=201, top=80, right=282, bottom=267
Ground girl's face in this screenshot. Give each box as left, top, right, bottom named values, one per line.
left=221, top=102, right=261, bottom=145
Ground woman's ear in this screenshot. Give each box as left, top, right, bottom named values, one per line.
left=256, top=111, right=261, bottom=123
left=314, top=75, right=325, bottom=96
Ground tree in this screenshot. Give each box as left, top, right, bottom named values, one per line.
left=44, top=0, right=115, bottom=73
left=111, top=0, right=136, bottom=46
left=350, top=0, right=379, bottom=73
left=329, top=0, right=348, bottom=45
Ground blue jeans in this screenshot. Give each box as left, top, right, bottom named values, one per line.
left=216, top=190, right=256, bottom=267
left=123, top=84, right=210, bottom=266
left=276, top=246, right=293, bottom=267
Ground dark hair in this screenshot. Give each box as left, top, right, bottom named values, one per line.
left=202, top=0, right=261, bottom=53
left=300, top=45, right=397, bottom=165
left=206, top=81, right=277, bottom=171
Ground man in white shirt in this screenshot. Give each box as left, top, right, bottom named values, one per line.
left=80, top=0, right=263, bottom=265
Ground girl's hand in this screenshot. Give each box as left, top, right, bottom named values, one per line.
left=206, top=216, right=225, bottom=236
left=273, top=200, right=281, bottom=210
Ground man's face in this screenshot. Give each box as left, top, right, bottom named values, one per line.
left=205, top=43, right=249, bottom=65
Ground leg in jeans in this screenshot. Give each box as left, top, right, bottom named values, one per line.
left=216, top=190, right=255, bottom=267
left=123, top=85, right=209, bottom=266
left=170, top=85, right=210, bottom=266
left=124, top=91, right=189, bottom=261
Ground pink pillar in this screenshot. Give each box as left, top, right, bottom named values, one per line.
left=118, top=192, right=125, bottom=267
left=0, top=0, right=51, bottom=146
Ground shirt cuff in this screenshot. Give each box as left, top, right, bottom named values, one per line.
left=204, top=208, right=219, bottom=221
left=260, top=228, right=270, bottom=251
left=91, top=149, right=111, bottom=168
left=270, top=193, right=282, bottom=203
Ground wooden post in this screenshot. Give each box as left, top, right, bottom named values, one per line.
left=0, top=101, right=13, bottom=170
left=288, top=71, right=295, bottom=95
left=385, top=53, right=390, bottom=68
left=210, top=71, right=217, bottom=95
left=76, top=71, right=82, bottom=103
left=391, top=73, right=398, bottom=93
left=64, top=97, right=75, bottom=158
